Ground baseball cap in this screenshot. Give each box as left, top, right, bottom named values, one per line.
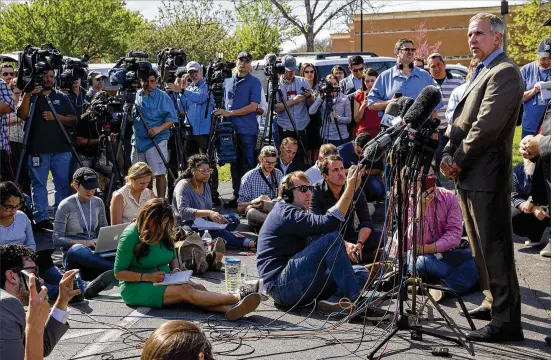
left=89, top=71, right=107, bottom=80
left=73, top=167, right=100, bottom=190
left=538, top=39, right=551, bottom=58
left=283, top=55, right=298, bottom=71
left=237, top=51, right=252, bottom=61
left=186, top=61, right=200, bottom=72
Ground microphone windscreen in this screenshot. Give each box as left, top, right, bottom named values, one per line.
left=398, top=97, right=414, bottom=118
left=402, top=86, right=442, bottom=127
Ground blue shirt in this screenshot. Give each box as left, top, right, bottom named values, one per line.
left=352, top=76, right=363, bottom=91
left=182, top=79, right=214, bottom=135
left=224, top=73, right=261, bottom=135
left=275, top=76, right=312, bottom=131
left=521, top=61, right=551, bottom=134
left=481, top=48, right=504, bottom=68
left=133, top=88, right=177, bottom=152
left=337, top=141, right=358, bottom=168
left=368, top=65, right=442, bottom=117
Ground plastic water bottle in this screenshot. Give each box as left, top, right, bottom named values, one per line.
left=224, top=257, right=241, bottom=293
left=201, top=230, right=213, bottom=252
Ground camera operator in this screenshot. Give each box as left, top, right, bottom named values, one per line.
left=273, top=55, right=314, bottom=164
left=67, top=78, right=86, bottom=121
left=0, top=63, right=15, bottom=181
left=215, top=51, right=261, bottom=208
left=132, top=68, right=177, bottom=198
left=17, top=70, right=77, bottom=231
left=308, top=74, right=351, bottom=147
left=85, top=72, right=107, bottom=102
left=0, top=244, right=81, bottom=360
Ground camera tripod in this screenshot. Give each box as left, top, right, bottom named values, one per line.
left=258, top=78, right=308, bottom=164
left=15, top=93, right=84, bottom=183
left=320, top=94, right=344, bottom=145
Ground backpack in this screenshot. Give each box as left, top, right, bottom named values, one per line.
left=174, top=227, right=209, bottom=275
left=215, top=121, right=237, bottom=165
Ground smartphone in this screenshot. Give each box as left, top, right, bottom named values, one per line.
left=393, top=92, right=402, bottom=99
left=20, top=270, right=46, bottom=299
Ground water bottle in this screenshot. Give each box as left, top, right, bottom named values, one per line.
left=201, top=230, right=213, bottom=252
left=224, top=257, right=241, bottom=293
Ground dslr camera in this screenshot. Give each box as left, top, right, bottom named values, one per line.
left=17, top=43, right=63, bottom=91
left=205, top=53, right=235, bottom=108
left=59, top=55, right=90, bottom=91
left=156, top=48, right=187, bottom=86
left=108, top=51, right=151, bottom=93
left=263, top=54, right=285, bottom=83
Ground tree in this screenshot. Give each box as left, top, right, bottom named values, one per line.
left=508, top=0, right=551, bottom=64
left=413, top=21, right=442, bottom=60
left=289, top=37, right=332, bottom=53
left=0, top=0, right=146, bottom=61
left=269, top=0, right=371, bottom=52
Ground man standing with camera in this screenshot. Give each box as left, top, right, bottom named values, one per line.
left=67, top=79, right=86, bottom=121
left=132, top=69, right=177, bottom=199
left=215, top=51, right=261, bottom=208
left=85, top=72, right=107, bottom=102
left=18, top=70, right=77, bottom=230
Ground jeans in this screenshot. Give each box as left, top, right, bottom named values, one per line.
left=191, top=214, right=252, bottom=249
left=271, top=232, right=368, bottom=308
left=28, top=152, right=72, bottom=222
left=230, top=134, right=257, bottom=199
left=408, top=248, right=478, bottom=295
left=434, top=130, right=448, bottom=187
left=39, top=265, right=87, bottom=299
left=63, top=244, right=115, bottom=281
left=363, top=175, right=385, bottom=202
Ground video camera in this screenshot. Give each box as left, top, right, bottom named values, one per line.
left=87, top=91, right=124, bottom=132
left=108, top=51, right=151, bottom=92
left=263, top=54, right=285, bottom=83
left=59, top=55, right=90, bottom=90
left=156, top=48, right=187, bottom=85
left=17, top=43, right=63, bottom=91
left=312, top=79, right=340, bottom=97
left=205, top=53, right=235, bottom=108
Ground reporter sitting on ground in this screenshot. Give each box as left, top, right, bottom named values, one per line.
left=256, top=169, right=370, bottom=315
left=310, top=156, right=384, bottom=263
left=0, top=244, right=81, bottom=360
left=53, top=167, right=114, bottom=283
left=237, top=146, right=283, bottom=230
left=275, top=137, right=305, bottom=176
left=406, top=168, right=478, bottom=302
left=141, top=320, right=214, bottom=360
left=114, top=198, right=261, bottom=319
left=305, top=143, right=337, bottom=185
left=110, top=162, right=155, bottom=225
left=172, top=154, right=256, bottom=250
left=511, top=159, right=550, bottom=248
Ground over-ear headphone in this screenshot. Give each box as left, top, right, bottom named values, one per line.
left=397, top=62, right=414, bottom=70
left=280, top=173, right=295, bottom=203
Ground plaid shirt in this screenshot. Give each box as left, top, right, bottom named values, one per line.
left=238, top=166, right=284, bottom=203
left=0, top=79, right=14, bottom=150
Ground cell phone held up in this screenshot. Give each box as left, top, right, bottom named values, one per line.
left=20, top=269, right=48, bottom=301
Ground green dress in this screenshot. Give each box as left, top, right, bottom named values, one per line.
left=114, top=223, right=176, bottom=308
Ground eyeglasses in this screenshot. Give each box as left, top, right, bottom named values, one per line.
left=291, top=184, right=313, bottom=193
left=304, top=70, right=314, bottom=74
left=1, top=202, right=22, bottom=211
left=262, top=159, right=277, bottom=166
left=400, top=48, right=417, bottom=52
left=188, top=70, right=198, bottom=74
left=351, top=68, right=364, bottom=73
left=197, top=168, right=213, bottom=175
left=15, top=265, right=39, bottom=274
left=2, top=72, right=14, bottom=77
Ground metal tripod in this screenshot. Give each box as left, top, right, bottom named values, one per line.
left=320, top=94, right=343, bottom=145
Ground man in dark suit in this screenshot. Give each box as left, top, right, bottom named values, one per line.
left=0, top=244, right=81, bottom=360
left=441, top=13, right=524, bottom=342
left=275, top=137, right=306, bottom=175
left=340, top=55, right=365, bottom=97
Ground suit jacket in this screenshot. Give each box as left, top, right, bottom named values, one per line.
left=538, top=101, right=551, bottom=203
left=444, top=52, right=524, bottom=192
left=275, top=157, right=306, bottom=175
left=0, top=289, right=69, bottom=360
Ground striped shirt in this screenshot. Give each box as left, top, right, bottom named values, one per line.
left=436, top=72, right=465, bottom=130
left=0, top=79, right=14, bottom=150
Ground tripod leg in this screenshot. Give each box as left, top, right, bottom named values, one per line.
left=15, top=96, right=38, bottom=184
left=367, top=326, right=400, bottom=360
left=275, top=88, right=308, bottom=164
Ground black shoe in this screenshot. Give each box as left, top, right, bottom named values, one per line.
left=459, top=305, right=492, bottom=321
left=84, top=270, right=115, bottom=299
left=33, top=220, right=53, bottom=231
left=465, top=324, right=524, bottom=342
left=225, top=293, right=261, bottom=321
left=212, top=197, right=222, bottom=206
left=223, top=199, right=238, bottom=208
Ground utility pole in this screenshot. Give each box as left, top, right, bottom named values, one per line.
left=501, top=0, right=509, bottom=53
left=360, top=0, right=363, bottom=52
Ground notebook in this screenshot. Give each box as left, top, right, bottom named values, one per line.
left=153, top=270, right=193, bottom=286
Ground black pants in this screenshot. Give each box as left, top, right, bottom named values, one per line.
left=0, top=149, right=14, bottom=182
left=511, top=206, right=549, bottom=243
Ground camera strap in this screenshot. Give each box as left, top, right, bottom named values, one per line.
left=258, top=168, right=278, bottom=199
left=74, top=195, right=92, bottom=239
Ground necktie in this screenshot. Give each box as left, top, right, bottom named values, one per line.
left=469, top=63, right=485, bottom=83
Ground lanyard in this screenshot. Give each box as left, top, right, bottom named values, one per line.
left=75, top=195, right=92, bottom=239
left=258, top=168, right=277, bottom=198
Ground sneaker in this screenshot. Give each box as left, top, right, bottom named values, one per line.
left=240, top=279, right=267, bottom=301
left=84, top=270, right=115, bottom=299
left=317, top=300, right=353, bottom=316
left=540, top=241, right=551, bottom=258
left=225, top=293, right=261, bottom=321
left=223, top=199, right=238, bottom=208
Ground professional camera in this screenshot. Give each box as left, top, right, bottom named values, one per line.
left=156, top=48, right=187, bottom=85
left=87, top=91, right=124, bottom=131
left=205, top=53, right=235, bottom=108
left=313, top=79, right=340, bottom=97
left=108, top=51, right=151, bottom=92
left=17, top=43, right=63, bottom=91
left=263, top=54, right=285, bottom=83
left=59, top=55, right=90, bottom=90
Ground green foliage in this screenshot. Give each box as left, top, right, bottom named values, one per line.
left=512, top=126, right=523, bottom=166
left=508, top=0, right=551, bottom=64
left=0, top=0, right=146, bottom=61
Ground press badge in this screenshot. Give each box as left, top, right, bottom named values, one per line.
left=31, top=154, right=42, bottom=167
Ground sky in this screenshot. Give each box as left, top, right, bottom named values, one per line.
left=124, top=0, right=530, bottom=51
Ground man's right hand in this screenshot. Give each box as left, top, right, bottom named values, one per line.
left=520, top=200, right=534, bottom=214
left=440, top=155, right=458, bottom=178
left=55, top=269, right=81, bottom=310
left=345, top=242, right=359, bottom=263
left=26, top=273, right=50, bottom=330
left=146, top=272, right=166, bottom=283
left=532, top=205, right=550, bottom=220
left=292, top=95, right=304, bottom=104
left=346, top=165, right=364, bottom=191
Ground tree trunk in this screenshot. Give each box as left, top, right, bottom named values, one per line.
left=305, top=31, right=315, bottom=52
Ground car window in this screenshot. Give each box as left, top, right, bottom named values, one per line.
left=448, top=69, right=468, bottom=79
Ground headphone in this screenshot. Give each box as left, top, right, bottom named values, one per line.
left=397, top=62, right=414, bottom=70
left=280, top=173, right=295, bottom=203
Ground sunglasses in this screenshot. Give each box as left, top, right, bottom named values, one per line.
left=304, top=70, right=315, bottom=74
left=291, top=184, right=313, bottom=193
left=1, top=202, right=22, bottom=211
left=2, top=71, right=14, bottom=77
left=197, top=168, right=213, bottom=174
left=400, top=48, right=417, bottom=52
left=351, top=68, right=364, bottom=73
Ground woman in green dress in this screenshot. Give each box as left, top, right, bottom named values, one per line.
left=114, top=198, right=260, bottom=320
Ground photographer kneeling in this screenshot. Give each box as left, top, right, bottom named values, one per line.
left=256, top=168, right=370, bottom=315
left=308, top=74, right=351, bottom=147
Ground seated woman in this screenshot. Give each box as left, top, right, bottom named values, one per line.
left=53, top=167, right=114, bottom=284
left=407, top=169, right=478, bottom=302
left=110, top=162, right=155, bottom=225
left=141, top=320, right=214, bottom=360
left=114, top=198, right=261, bottom=319
left=172, top=154, right=256, bottom=250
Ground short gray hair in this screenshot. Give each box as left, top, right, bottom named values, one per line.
left=469, top=12, right=505, bottom=35
left=260, top=145, right=277, bottom=157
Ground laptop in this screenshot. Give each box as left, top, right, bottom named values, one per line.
left=94, top=222, right=131, bottom=257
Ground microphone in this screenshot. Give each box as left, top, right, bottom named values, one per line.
left=380, top=101, right=401, bottom=129
left=402, top=85, right=442, bottom=128
left=398, top=96, right=415, bottom=118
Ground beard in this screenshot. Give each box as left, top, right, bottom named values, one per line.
left=16, top=280, right=30, bottom=306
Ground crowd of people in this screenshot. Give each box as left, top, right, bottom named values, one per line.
left=0, top=11, right=551, bottom=360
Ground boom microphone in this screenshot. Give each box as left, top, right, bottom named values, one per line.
left=402, top=85, right=442, bottom=128
left=398, top=96, right=415, bottom=118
